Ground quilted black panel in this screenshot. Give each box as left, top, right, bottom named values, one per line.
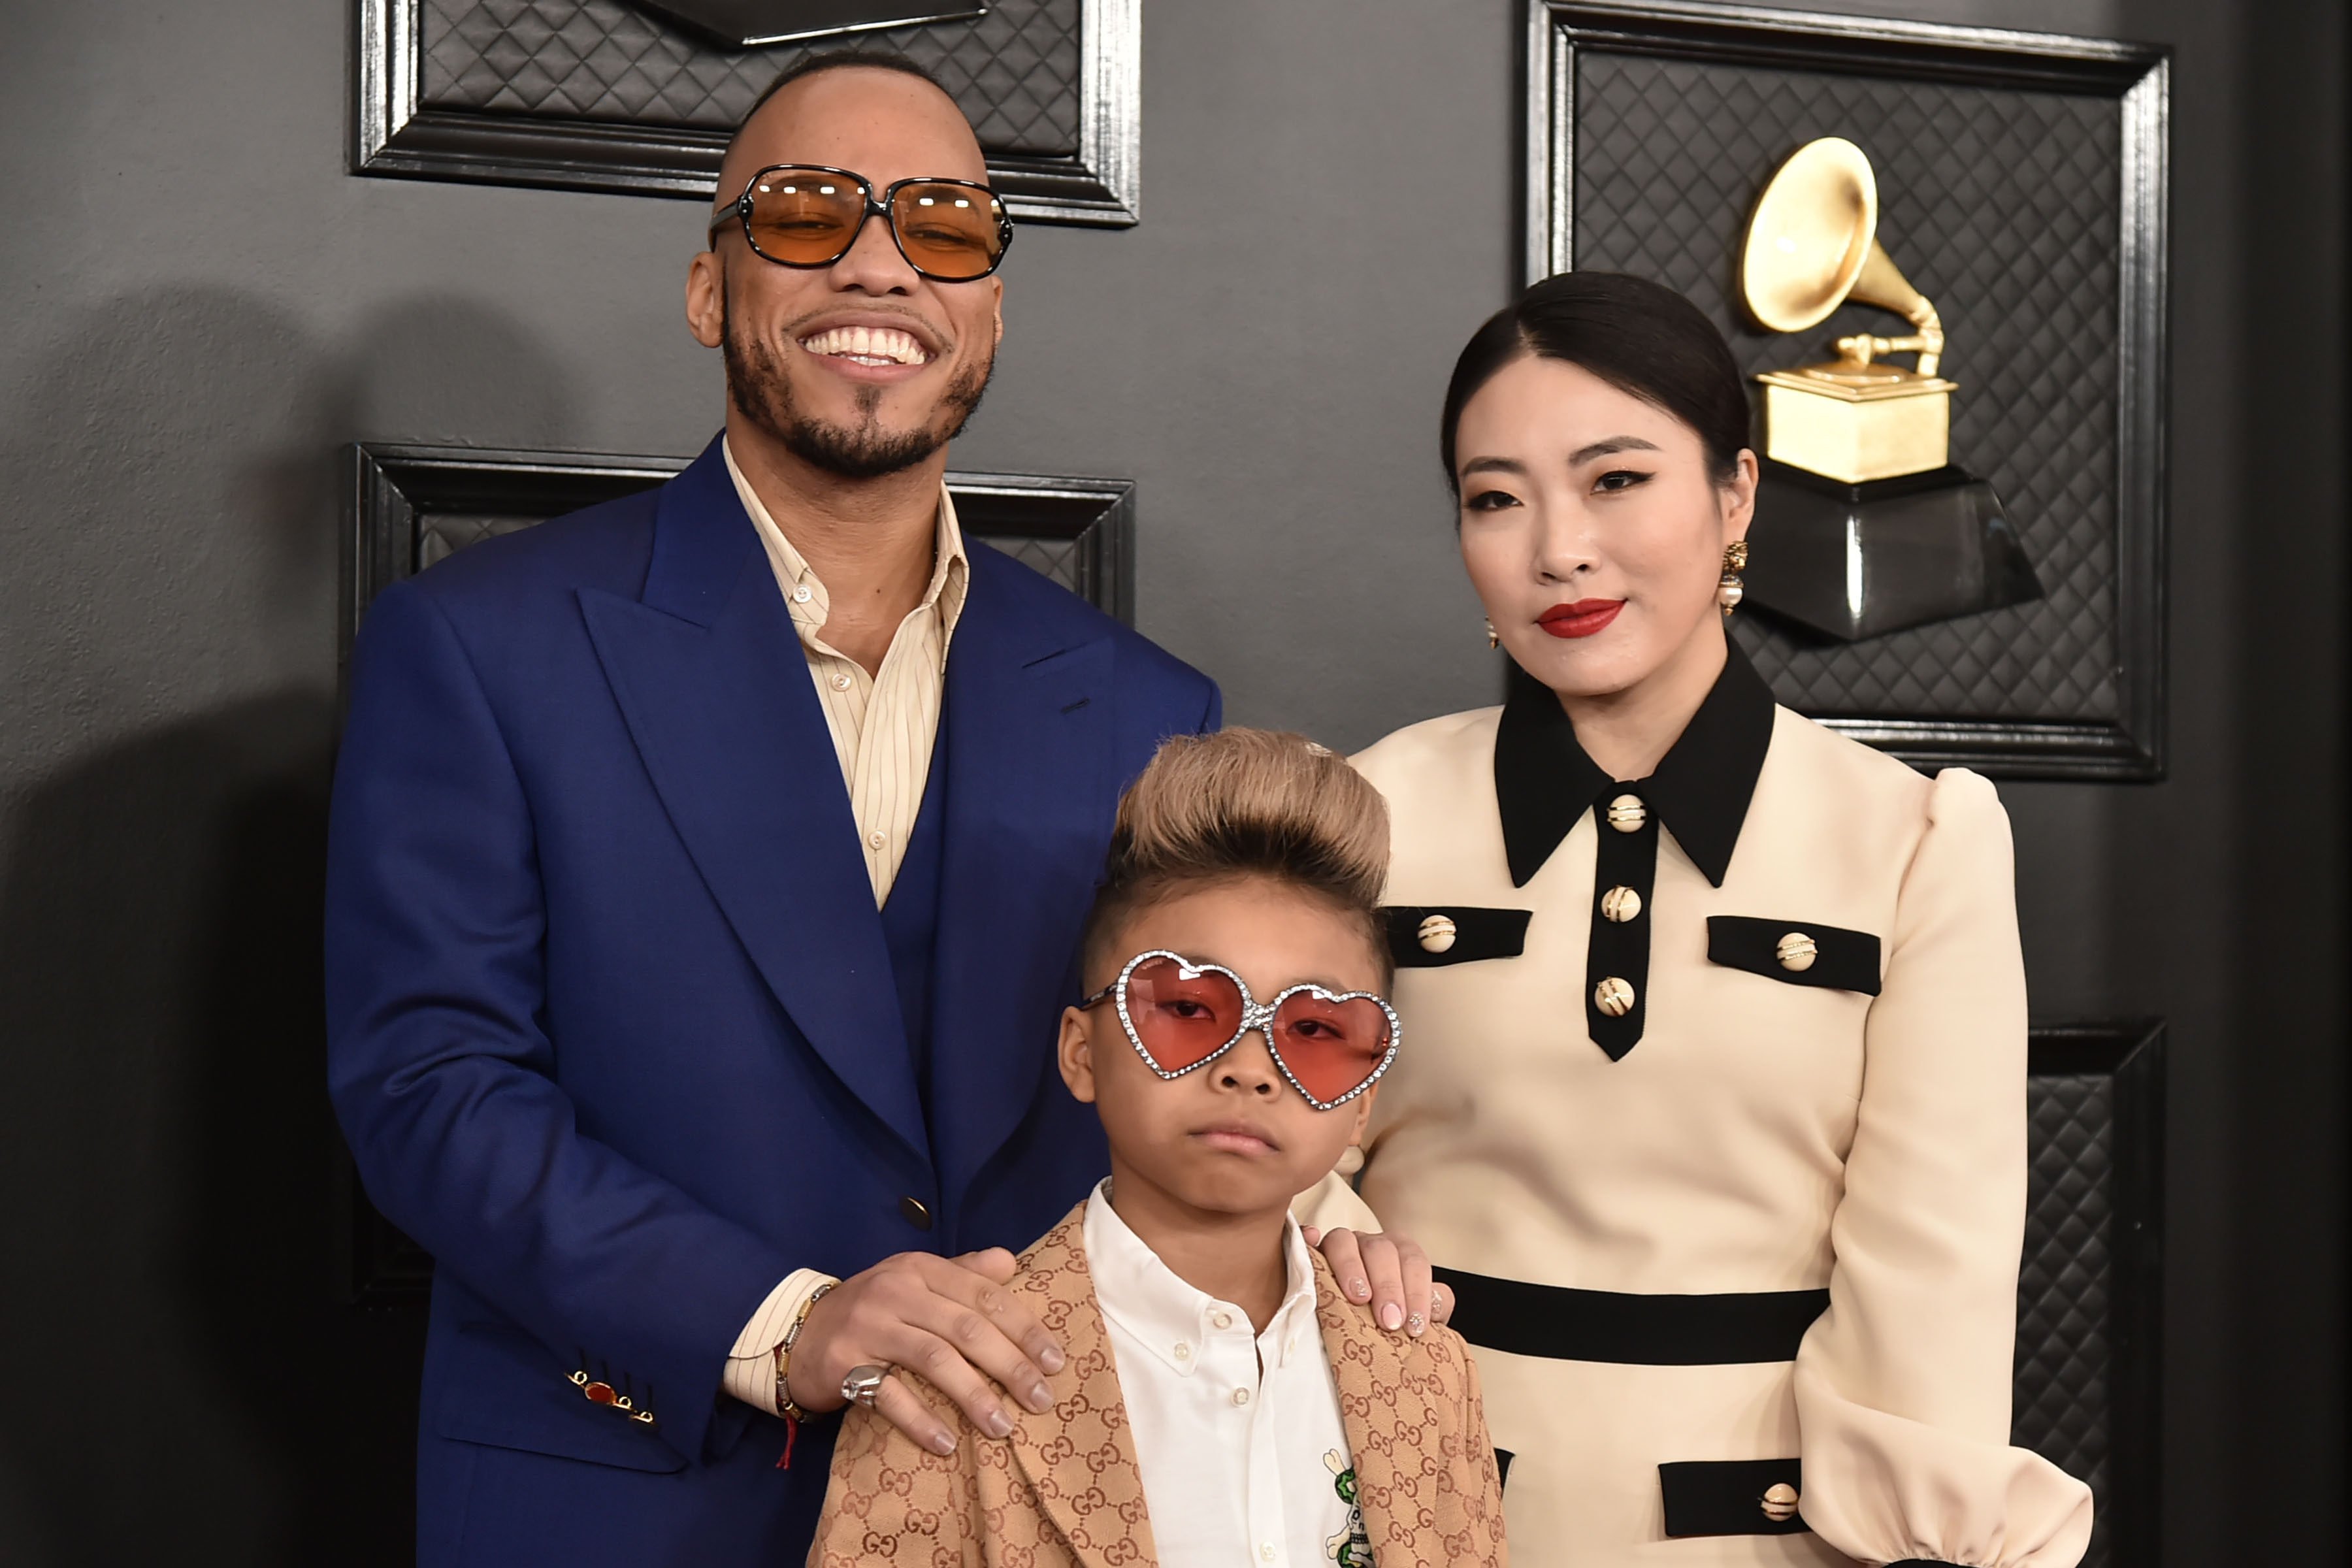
left=421, top=0, right=1082, bottom=157
left=1572, top=50, right=2121, bottom=723
left=417, top=511, right=538, bottom=571
left=2016, top=1071, right=2114, bottom=1568
left=417, top=505, right=1090, bottom=597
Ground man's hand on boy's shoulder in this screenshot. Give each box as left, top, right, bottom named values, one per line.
left=787, top=1247, right=1066, bottom=1456
left=1302, top=1226, right=1458, bottom=1338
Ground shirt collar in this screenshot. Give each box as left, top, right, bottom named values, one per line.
left=1492, top=638, right=1777, bottom=889
left=721, top=435, right=970, bottom=666
left=1081, top=1180, right=1319, bottom=1377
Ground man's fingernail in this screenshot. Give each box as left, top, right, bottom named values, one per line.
left=1039, top=1347, right=1066, bottom=1373
left=1380, top=1303, right=1403, bottom=1330
left=1028, top=1384, right=1053, bottom=1410
left=986, top=1409, right=1014, bottom=1438
left=932, top=1432, right=958, bottom=1454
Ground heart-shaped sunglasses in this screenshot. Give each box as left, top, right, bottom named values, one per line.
left=1079, top=950, right=1401, bottom=1111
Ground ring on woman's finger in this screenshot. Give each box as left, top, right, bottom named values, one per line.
left=841, top=1364, right=892, bottom=1409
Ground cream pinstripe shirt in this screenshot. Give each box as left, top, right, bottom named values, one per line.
left=719, top=438, right=970, bottom=1414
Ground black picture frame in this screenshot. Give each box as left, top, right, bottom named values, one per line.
left=336, top=440, right=1137, bottom=1305
left=1525, top=1, right=2170, bottom=779
left=353, top=0, right=1141, bottom=224
left=342, top=440, right=1134, bottom=660
left=2017, top=1019, right=2165, bottom=1568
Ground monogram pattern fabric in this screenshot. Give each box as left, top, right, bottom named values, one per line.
left=809, top=1206, right=1509, bottom=1567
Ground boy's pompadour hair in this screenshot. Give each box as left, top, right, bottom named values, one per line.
left=1081, top=728, right=1392, bottom=981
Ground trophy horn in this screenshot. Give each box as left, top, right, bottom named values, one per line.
left=1739, top=137, right=1943, bottom=376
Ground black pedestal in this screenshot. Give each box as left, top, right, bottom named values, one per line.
left=1744, top=461, right=2043, bottom=642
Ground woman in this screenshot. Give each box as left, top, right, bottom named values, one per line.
left=1304, top=273, right=2093, bottom=1568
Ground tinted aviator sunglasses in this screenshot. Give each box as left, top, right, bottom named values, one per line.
left=708, top=163, right=1015, bottom=283
left=1080, top=950, right=1402, bottom=1112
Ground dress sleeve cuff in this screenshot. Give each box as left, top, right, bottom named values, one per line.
left=721, top=1267, right=840, bottom=1414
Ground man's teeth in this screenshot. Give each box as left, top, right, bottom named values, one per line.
left=798, top=325, right=930, bottom=366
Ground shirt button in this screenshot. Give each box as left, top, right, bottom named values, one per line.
left=1231, top=1386, right=1251, bottom=1406
left=1600, top=885, right=1642, bottom=923
left=1260, top=1545, right=1277, bottom=1562
left=792, top=584, right=813, bottom=604
left=1776, top=932, right=1820, bottom=972
left=1211, top=1310, right=1233, bottom=1331
left=1594, top=976, right=1636, bottom=1017
left=868, top=830, right=887, bottom=850
left=1606, top=793, right=1647, bottom=832
left=1416, top=913, right=1457, bottom=953
left=830, top=672, right=851, bottom=691
left=1171, top=1342, right=1190, bottom=1361
left=1761, top=1482, right=1801, bottom=1521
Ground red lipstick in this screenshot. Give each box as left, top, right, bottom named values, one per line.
left=1536, top=599, right=1625, bottom=638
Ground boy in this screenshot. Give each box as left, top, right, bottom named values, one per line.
left=809, top=729, right=1508, bottom=1567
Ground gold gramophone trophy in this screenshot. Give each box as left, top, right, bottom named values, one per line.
left=1735, top=137, right=2040, bottom=642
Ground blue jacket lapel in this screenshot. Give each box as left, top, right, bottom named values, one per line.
left=927, top=547, right=1115, bottom=1202
left=578, top=440, right=927, bottom=1162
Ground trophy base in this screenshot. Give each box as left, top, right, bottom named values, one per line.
left=1756, top=368, right=1958, bottom=483
left=1744, top=461, right=2044, bottom=643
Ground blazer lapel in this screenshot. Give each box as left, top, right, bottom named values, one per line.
left=1315, top=1250, right=1429, bottom=1556
left=926, top=548, right=1115, bottom=1198
left=578, top=441, right=926, bottom=1160
left=1005, top=1211, right=1158, bottom=1568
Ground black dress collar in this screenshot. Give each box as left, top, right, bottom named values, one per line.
left=1492, top=639, right=1777, bottom=889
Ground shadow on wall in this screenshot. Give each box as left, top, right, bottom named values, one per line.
left=0, top=286, right=572, bottom=1566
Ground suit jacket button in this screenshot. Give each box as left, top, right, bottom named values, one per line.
left=900, top=1196, right=933, bottom=1230
left=1593, top=977, right=1635, bottom=1017
left=1605, top=794, right=1646, bottom=832
left=1761, top=1482, right=1800, bottom=1522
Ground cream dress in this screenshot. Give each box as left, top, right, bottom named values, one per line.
left=1301, top=648, right=2093, bottom=1568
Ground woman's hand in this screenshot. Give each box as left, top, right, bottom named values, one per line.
left=1303, top=1226, right=1456, bottom=1337
left=785, top=1248, right=1065, bottom=1455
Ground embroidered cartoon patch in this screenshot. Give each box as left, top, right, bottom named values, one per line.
left=1324, top=1448, right=1374, bottom=1567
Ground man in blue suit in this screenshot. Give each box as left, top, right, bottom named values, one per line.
left=326, top=55, right=1241, bottom=1566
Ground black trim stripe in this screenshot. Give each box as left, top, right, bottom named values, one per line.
left=1707, top=916, right=1882, bottom=995
left=1434, top=1267, right=1827, bottom=1365
left=1382, top=906, right=1531, bottom=968
left=1659, top=1458, right=1809, bottom=1537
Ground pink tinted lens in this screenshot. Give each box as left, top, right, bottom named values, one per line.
left=1269, top=993, right=1394, bottom=1103
left=1122, top=956, right=1245, bottom=1072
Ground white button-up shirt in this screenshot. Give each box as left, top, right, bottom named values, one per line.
left=1083, top=1181, right=1373, bottom=1568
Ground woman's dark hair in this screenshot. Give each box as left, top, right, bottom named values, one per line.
left=1439, top=271, right=1750, bottom=495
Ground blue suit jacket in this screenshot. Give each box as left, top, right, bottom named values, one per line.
left=325, top=438, right=1218, bottom=1566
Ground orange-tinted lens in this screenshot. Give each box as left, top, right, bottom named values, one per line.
left=1122, top=956, right=1245, bottom=1072
left=743, top=171, right=866, bottom=265
left=1269, top=992, right=1394, bottom=1103
left=889, top=182, right=1004, bottom=278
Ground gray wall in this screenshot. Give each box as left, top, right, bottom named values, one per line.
left=0, top=0, right=2339, bottom=1561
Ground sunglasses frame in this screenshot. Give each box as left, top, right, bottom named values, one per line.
left=708, top=163, right=1015, bottom=283
left=1079, top=948, right=1402, bottom=1112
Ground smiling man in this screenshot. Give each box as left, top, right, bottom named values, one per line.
left=327, top=54, right=1437, bottom=1567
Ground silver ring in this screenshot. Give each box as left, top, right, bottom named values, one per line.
left=841, top=1363, right=891, bottom=1409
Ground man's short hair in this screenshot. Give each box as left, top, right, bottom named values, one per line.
left=736, top=48, right=958, bottom=137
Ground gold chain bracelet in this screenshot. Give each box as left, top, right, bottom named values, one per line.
left=773, top=1280, right=838, bottom=1423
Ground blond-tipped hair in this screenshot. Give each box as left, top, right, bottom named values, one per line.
left=1081, top=728, right=1392, bottom=981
